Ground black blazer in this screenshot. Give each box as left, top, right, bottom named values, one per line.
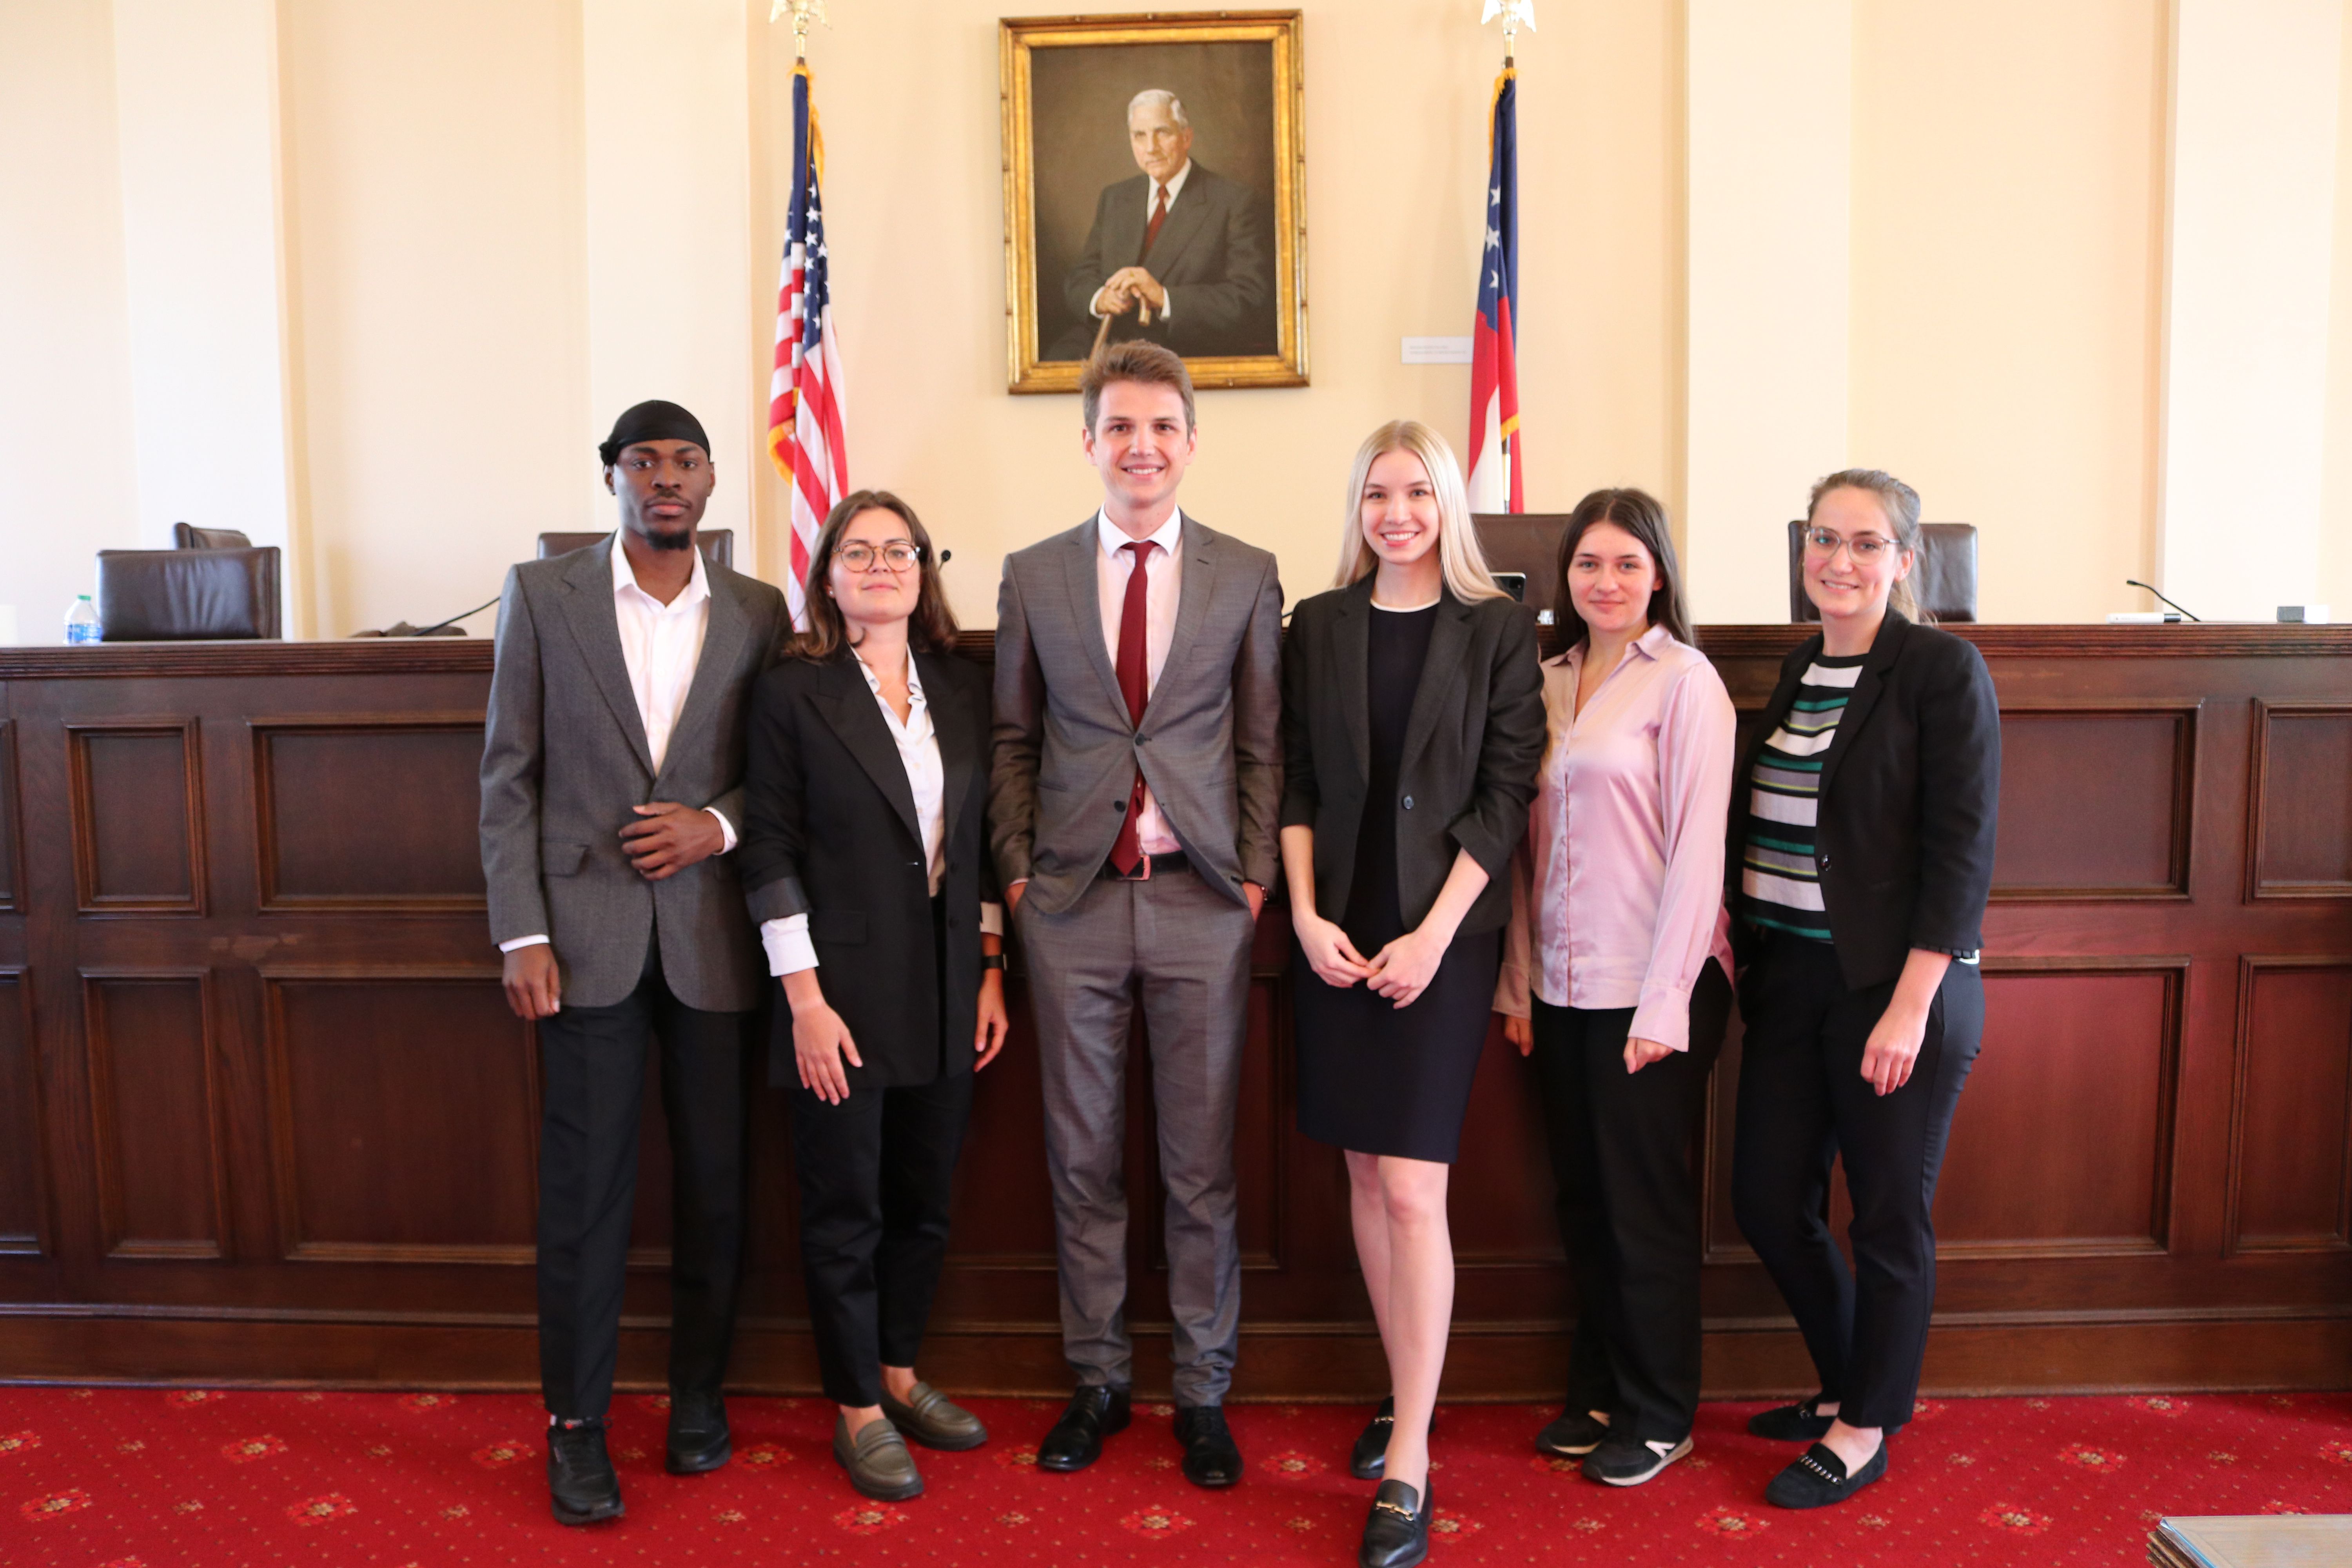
left=739, top=648, right=999, bottom=1090
left=1279, top=578, right=1546, bottom=937
left=1727, top=612, right=2001, bottom=990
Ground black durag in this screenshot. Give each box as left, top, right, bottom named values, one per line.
left=598, top=400, right=712, bottom=467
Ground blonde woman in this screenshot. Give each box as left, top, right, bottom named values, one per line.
left=1278, top=420, right=1546, bottom=1568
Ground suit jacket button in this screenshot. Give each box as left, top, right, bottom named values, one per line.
left=1402, top=795, right=1415, bottom=811
left=1818, top=854, right=1832, bottom=872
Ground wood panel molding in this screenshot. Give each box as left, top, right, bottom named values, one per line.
left=0, top=719, right=22, bottom=914
left=0, top=971, right=45, bottom=1257
left=80, top=969, right=228, bottom=1260
left=1990, top=702, right=2200, bottom=902
left=249, top=716, right=490, bottom=913
left=2245, top=702, right=2352, bottom=900
left=65, top=719, right=208, bottom=915
left=2225, top=955, right=2352, bottom=1256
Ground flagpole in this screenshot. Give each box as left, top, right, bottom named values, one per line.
left=773, top=0, right=829, bottom=62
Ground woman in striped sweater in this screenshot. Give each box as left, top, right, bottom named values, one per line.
left=1728, top=471, right=2001, bottom=1511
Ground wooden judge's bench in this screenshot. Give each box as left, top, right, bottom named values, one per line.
left=1, top=624, right=2348, bottom=1398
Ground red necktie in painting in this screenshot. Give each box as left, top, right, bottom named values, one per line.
left=1141, top=185, right=1170, bottom=260
left=1109, top=540, right=1158, bottom=875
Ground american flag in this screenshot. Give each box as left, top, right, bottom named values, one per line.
left=769, top=62, right=849, bottom=627
left=1467, top=66, right=1522, bottom=514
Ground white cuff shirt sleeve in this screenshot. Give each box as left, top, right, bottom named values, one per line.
left=705, top=808, right=737, bottom=854
left=761, top=914, right=817, bottom=977
left=981, top=902, right=1004, bottom=937
left=499, top=934, right=550, bottom=953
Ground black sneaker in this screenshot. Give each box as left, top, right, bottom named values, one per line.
left=1766, top=1440, right=1887, bottom=1509
left=1747, top=1397, right=1837, bottom=1441
left=546, top=1418, right=624, bottom=1526
left=1534, top=1408, right=1610, bottom=1458
left=1582, top=1434, right=1691, bottom=1486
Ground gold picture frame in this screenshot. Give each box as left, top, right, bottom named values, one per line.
left=1000, top=11, right=1308, bottom=394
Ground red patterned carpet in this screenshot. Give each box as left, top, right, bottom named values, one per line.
left=3, top=1387, right=2350, bottom=1565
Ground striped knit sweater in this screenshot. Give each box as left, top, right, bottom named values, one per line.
left=1739, top=653, right=1867, bottom=941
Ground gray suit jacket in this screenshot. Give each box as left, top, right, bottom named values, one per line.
left=991, top=514, right=1283, bottom=916
left=1058, top=163, right=1276, bottom=358
left=479, top=540, right=786, bottom=1012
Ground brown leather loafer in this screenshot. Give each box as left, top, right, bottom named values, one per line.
left=880, top=1381, right=988, bottom=1451
left=834, top=1414, right=923, bottom=1501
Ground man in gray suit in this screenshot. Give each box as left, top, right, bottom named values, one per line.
left=1047, top=87, right=1276, bottom=361
left=991, top=340, right=1282, bottom=1488
left=480, top=400, right=786, bottom=1528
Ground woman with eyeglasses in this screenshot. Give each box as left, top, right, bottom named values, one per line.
left=1729, top=470, right=1999, bottom=1510
left=739, top=491, right=1010, bottom=1502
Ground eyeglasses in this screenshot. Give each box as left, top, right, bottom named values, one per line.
left=1804, top=528, right=1897, bottom=563
left=837, top=542, right=923, bottom=572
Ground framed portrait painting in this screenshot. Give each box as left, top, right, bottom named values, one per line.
left=1000, top=11, right=1308, bottom=393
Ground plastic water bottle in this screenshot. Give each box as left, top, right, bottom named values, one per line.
left=64, top=595, right=101, bottom=645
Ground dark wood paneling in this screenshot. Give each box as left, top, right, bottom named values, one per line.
left=2228, top=958, right=2352, bottom=1253
left=261, top=969, right=537, bottom=1264
left=252, top=719, right=489, bottom=911
left=2248, top=704, right=2352, bottom=898
left=81, top=972, right=225, bottom=1259
left=0, top=972, right=43, bottom=1255
left=1991, top=704, right=2196, bottom=900
left=1935, top=961, right=2183, bottom=1256
left=0, top=719, right=22, bottom=912
left=66, top=720, right=206, bottom=914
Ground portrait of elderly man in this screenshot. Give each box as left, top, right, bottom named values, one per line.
left=1047, top=88, right=1276, bottom=361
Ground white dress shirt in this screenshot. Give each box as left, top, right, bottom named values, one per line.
left=499, top=532, right=735, bottom=955
left=1089, top=159, right=1191, bottom=321
left=761, top=650, right=1005, bottom=976
left=1097, top=507, right=1185, bottom=857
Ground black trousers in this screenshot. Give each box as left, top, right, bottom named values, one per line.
left=1530, top=960, right=1733, bottom=1443
left=535, top=940, right=750, bottom=1421
left=1731, top=933, right=1983, bottom=1430
left=793, top=1071, right=973, bottom=1407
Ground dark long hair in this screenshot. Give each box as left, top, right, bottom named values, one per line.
left=785, top=490, right=959, bottom=661
left=1552, top=487, right=1696, bottom=649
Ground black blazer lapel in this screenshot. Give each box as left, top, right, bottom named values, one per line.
left=662, top=563, right=750, bottom=779
left=1059, top=518, right=1132, bottom=720
left=1397, top=591, right=1475, bottom=771
left=811, top=657, right=924, bottom=851
left=557, top=544, right=656, bottom=777
left=1143, top=515, right=1216, bottom=725
left=919, top=649, right=976, bottom=849
left=1816, top=613, right=1911, bottom=801
left=1334, top=577, right=1373, bottom=784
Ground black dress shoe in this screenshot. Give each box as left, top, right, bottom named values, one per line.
left=666, top=1389, right=730, bottom=1475
left=1358, top=1478, right=1431, bottom=1568
left=1534, top=1407, right=1609, bottom=1458
left=1582, top=1433, right=1691, bottom=1486
left=546, top=1418, right=624, bottom=1527
left=1351, top=1396, right=1439, bottom=1481
left=1036, top=1385, right=1130, bottom=1473
left=1748, top=1396, right=1837, bottom=1442
left=1765, top=1439, right=1888, bottom=1509
left=1174, top=1404, right=1242, bottom=1488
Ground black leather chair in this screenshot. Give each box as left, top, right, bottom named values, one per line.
left=172, top=523, right=252, bottom=550
left=537, top=529, right=733, bottom=569
left=96, top=547, right=283, bottom=639
left=1472, top=513, right=1572, bottom=619
left=1786, top=520, right=1978, bottom=623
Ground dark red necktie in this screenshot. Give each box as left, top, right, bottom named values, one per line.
left=1141, top=185, right=1169, bottom=260
left=1109, top=539, right=1158, bottom=875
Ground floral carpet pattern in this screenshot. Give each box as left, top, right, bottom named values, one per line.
left=2, top=1387, right=2349, bottom=1564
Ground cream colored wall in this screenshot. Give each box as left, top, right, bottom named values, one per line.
left=9, top=0, right=2352, bottom=638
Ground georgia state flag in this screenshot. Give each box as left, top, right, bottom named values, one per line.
left=1468, top=67, right=1522, bottom=514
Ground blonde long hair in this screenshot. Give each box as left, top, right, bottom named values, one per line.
left=1329, top=420, right=1510, bottom=603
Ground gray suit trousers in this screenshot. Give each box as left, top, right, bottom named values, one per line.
left=1019, top=867, right=1254, bottom=1406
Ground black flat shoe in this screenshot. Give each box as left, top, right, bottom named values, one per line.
left=1175, top=1403, right=1242, bottom=1488
left=547, top=1418, right=624, bottom=1527
left=1358, top=1478, right=1431, bottom=1568
left=665, top=1389, right=731, bottom=1474
left=1748, top=1397, right=1837, bottom=1442
left=1534, top=1407, right=1609, bottom=1458
left=1582, top=1433, right=1691, bottom=1486
left=1036, top=1385, right=1130, bottom=1473
left=1766, top=1440, right=1887, bottom=1509
left=1350, top=1396, right=1438, bottom=1480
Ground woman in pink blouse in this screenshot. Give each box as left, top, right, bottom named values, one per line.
left=1495, top=488, right=1736, bottom=1488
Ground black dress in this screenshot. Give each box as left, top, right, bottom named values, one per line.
left=1293, top=603, right=1503, bottom=1163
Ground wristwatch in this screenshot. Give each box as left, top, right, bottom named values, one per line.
left=980, top=955, right=1006, bottom=971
